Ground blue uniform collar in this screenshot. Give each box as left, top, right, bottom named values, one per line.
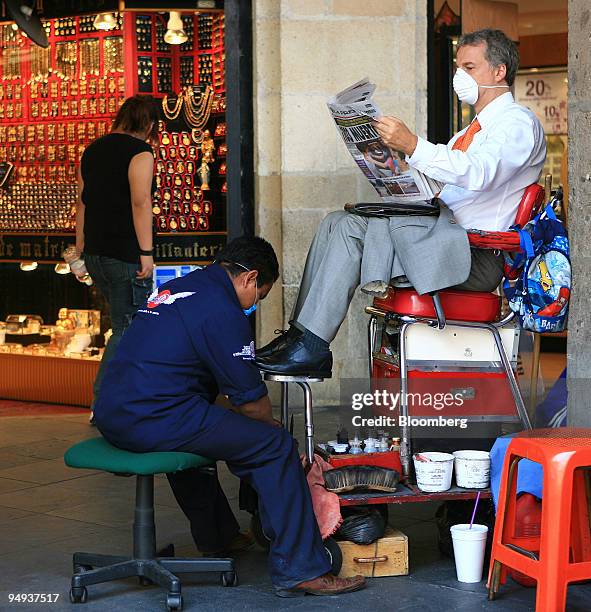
left=204, top=263, right=242, bottom=308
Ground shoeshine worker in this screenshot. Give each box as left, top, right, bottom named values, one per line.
left=93, top=236, right=365, bottom=597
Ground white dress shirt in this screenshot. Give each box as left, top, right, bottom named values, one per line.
left=408, top=92, right=547, bottom=231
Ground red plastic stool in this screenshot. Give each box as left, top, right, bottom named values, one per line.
left=487, top=428, right=591, bottom=611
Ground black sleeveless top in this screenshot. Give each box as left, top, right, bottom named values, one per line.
left=81, top=133, right=153, bottom=263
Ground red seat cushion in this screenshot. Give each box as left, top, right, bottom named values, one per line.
left=373, top=288, right=501, bottom=323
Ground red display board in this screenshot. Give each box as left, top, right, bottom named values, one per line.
left=0, top=10, right=227, bottom=262
left=0, top=16, right=124, bottom=232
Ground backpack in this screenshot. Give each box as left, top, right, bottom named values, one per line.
left=504, top=203, right=570, bottom=333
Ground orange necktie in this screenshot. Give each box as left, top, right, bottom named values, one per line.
left=452, top=119, right=481, bottom=152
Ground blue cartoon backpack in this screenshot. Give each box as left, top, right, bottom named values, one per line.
left=504, top=199, right=570, bottom=333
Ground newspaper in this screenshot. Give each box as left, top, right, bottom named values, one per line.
left=328, top=78, right=443, bottom=212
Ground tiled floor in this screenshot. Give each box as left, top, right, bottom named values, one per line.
left=0, top=393, right=589, bottom=612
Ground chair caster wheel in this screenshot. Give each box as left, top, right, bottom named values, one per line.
left=73, top=564, right=92, bottom=574
left=221, top=571, right=238, bottom=587
left=166, top=593, right=183, bottom=611
left=69, top=587, right=88, bottom=604
left=323, top=537, right=343, bottom=575
left=139, top=576, right=153, bottom=586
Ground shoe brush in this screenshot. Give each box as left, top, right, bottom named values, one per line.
left=323, top=465, right=399, bottom=494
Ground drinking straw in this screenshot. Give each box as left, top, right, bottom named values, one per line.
left=469, top=491, right=481, bottom=529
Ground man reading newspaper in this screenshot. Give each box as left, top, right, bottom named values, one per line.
left=256, top=29, right=546, bottom=378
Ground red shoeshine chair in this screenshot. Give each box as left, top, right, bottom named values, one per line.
left=366, top=183, right=546, bottom=478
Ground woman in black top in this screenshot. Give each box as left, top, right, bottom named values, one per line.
left=76, top=95, right=159, bottom=422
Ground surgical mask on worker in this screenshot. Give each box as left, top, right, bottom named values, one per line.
left=243, top=302, right=257, bottom=316
left=453, top=67, right=509, bottom=105
left=232, top=261, right=259, bottom=316
left=243, top=282, right=258, bottom=316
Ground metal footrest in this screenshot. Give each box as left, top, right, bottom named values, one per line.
left=262, top=373, right=324, bottom=464
left=262, top=373, right=324, bottom=383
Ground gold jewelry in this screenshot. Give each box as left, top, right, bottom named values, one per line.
left=56, top=41, right=77, bottom=79
left=162, top=93, right=183, bottom=121
left=80, top=38, right=100, bottom=77
left=30, top=45, right=50, bottom=81
left=182, top=86, right=213, bottom=130
left=104, top=37, right=123, bottom=73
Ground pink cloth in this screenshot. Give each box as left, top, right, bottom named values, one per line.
left=303, top=454, right=342, bottom=539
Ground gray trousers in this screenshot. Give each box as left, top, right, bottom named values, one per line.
left=292, top=211, right=504, bottom=343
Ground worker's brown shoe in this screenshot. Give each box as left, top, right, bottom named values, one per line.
left=275, top=572, right=366, bottom=597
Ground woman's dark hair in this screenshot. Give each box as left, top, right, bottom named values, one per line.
left=112, top=95, right=160, bottom=144
left=457, top=29, right=519, bottom=86
left=215, top=236, right=280, bottom=286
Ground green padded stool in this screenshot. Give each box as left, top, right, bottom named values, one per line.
left=64, top=437, right=237, bottom=611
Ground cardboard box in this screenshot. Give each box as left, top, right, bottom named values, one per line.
left=338, top=527, right=408, bottom=578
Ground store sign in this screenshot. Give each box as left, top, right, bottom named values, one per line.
left=0, top=233, right=74, bottom=263
left=154, top=233, right=226, bottom=263
left=514, top=71, right=568, bottom=135
left=0, top=233, right=226, bottom=264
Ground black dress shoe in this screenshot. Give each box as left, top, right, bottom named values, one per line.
left=256, top=326, right=302, bottom=359
left=255, top=336, right=332, bottom=378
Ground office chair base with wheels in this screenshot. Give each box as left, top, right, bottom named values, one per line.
left=65, top=438, right=236, bottom=612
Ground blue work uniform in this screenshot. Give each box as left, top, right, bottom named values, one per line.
left=94, top=264, right=331, bottom=588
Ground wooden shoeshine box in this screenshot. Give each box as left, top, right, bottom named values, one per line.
left=337, top=527, right=408, bottom=578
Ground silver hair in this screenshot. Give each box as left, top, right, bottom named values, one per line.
left=458, top=29, right=519, bottom=86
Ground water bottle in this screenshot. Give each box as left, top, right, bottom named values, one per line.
left=62, top=246, right=93, bottom=286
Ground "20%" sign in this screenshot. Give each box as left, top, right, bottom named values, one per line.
left=515, top=71, right=568, bottom=135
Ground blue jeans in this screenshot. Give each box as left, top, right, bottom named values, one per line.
left=84, top=255, right=152, bottom=410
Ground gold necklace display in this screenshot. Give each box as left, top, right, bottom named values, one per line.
left=104, top=36, right=123, bottom=73
left=30, top=45, right=50, bottom=80
left=80, top=38, right=100, bottom=77
left=162, top=93, right=183, bottom=121
left=2, top=48, right=21, bottom=80
left=161, top=86, right=214, bottom=129
left=183, top=86, right=214, bottom=130
left=55, top=41, right=76, bottom=79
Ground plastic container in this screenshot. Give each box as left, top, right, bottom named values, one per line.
left=453, top=450, right=491, bottom=489
left=377, top=437, right=390, bottom=452
left=509, top=493, right=541, bottom=587
left=413, top=452, right=454, bottom=492
left=349, top=438, right=363, bottom=455
left=328, top=441, right=349, bottom=454
left=62, top=246, right=93, bottom=286
left=67, top=329, right=92, bottom=354
left=450, top=523, right=489, bottom=583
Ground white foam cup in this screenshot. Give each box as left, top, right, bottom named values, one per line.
left=450, top=523, right=489, bottom=583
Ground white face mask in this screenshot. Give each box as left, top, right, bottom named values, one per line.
left=453, top=68, right=510, bottom=106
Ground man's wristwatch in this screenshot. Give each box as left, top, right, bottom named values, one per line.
left=139, top=248, right=154, bottom=256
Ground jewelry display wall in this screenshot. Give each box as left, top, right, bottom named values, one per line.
left=127, top=12, right=227, bottom=236
left=129, top=12, right=225, bottom=97
left=0, top=16, right=124, bottom=234
left=0, top=9, right=227, bottom=261
left=155, top=89, right=226, bottom=234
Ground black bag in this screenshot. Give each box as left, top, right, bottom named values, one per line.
left=335, top=506, right=386, bottom=545
left=344, top=199, right=441, bottom=218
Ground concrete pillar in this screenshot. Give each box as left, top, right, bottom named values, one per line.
left=566, top=0, right=591, bottom=426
